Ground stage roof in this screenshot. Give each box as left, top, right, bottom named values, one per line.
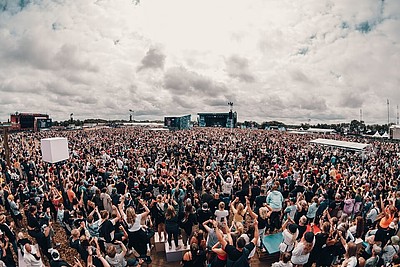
left=310, top=138, right=371, bottom=151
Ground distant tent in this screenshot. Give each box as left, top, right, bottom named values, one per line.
left=373, top=131, right=382, bottom=138
left=382, top=131, right=389, bottom=138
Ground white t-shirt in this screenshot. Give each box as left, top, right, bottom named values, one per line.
left=126, top=214, right=142, bottom=232
left=344, top=256, right=358, bottom=267
left=106, top=252, right=126, bottom=267
left=279, top=229, right=298, bottom=253
left=23, top=246, right=44, bottom=267
left=291, top=240, right=314, bottom=265
left=214, top=209, right=229, bottom=224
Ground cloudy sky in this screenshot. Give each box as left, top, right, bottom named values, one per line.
left=0, top=0, right=399, bottom=124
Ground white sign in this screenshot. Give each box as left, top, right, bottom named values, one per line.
left=41, top=137, right=69, bottom=163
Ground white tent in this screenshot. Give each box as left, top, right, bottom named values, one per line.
left=372, top=131, right=382, bottom=138
left=382, top=131, right=389, bottom=138
left=310, top=138, right=372, bottom=151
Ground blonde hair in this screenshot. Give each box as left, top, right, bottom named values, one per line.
left=236, top=222, right=244, bottom=235
left=237, top=203, right=244, bottom=214
left=71, top=229, right=80, bottom=238
left=219, top=202, right=225, bottom=210
left=17, top=232, right=25, bottom=239
left=259, top=207, right=269, bottom=220
left=126, top=207, right=137, bottom=224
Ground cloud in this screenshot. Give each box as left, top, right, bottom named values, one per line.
left=225, top=55, right=255, bottom=83
left=0, top=0, right=398, bottom=124
left=164, top=66, right=227, bottom=97
left=137, top=48, right=166, bottom=72
left=339, top=92, right=365, bottom=108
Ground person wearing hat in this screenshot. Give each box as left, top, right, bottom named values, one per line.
left=383, top=235, right=400, bottom=265
left=49, top=249, right=71, bottom=267
left=197, top=202, right=213, bottom=231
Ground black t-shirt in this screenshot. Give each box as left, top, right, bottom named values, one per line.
left=294, top=209, right=307, bottom=225
left=313, top=232, right=328, bottom=253
left=209, top=198, right=220, bottom=213
left=99, top=219, right=114, bottom=242
left=225, top=242, right=255, bottom=262
left=250, top=186, right=261, bottom=201
left=255, top=195, right=266, bottom=209
left=50, top=259, right=71, bottom=267
left=27, top=213, right=40, bottom=230
left=257, top=216, right=268, bottom=229
left=196, top=209, right=212, bottom=224
left=297, top=225, right=307, bottom=240
left=115, top=182, right=126, bottom=195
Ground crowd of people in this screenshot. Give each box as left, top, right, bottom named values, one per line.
left=0, top=126, right=399, bottom=267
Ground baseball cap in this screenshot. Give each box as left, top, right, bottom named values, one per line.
left=51, top=249, right=60, bottom=261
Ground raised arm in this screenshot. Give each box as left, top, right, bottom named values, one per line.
left=139, top=199, right=150, bottom=218
left=202, top=219, right=212, bottom=233
left=215, top=221, right=227, bottom=249
left=230, top=198, right=238, bottom=214
left=225, top=224, right=233, bottom=246
left=246, top=197, right=258, bottom=220
left=211, top=241, right=227, bottom=256
left=251, top=219, right=259, bottom=247
left=117, top=240, right=127, bottom=257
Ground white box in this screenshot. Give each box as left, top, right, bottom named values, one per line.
left=41, top=137, right=69, bottom=163
left=154, top=232, right=165, bottom=252
left=165, top=239, right=189, bottom=262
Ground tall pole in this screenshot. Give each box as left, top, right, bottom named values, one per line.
left=387, top=99, right=390, bottom=125
left=397, top=105, right=399, bottom=125
left=360, top=109, right=363, bottom=122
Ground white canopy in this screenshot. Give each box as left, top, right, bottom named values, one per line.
left=372, top=131, right=382, bottom=138
left=310, top=138, right=372, bottom=151
left=382, top=131, right=389, bottom=138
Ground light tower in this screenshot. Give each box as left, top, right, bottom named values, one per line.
left=228, top=102, right=233, bottom=131
left=129, top=109, right=134, bottom=122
